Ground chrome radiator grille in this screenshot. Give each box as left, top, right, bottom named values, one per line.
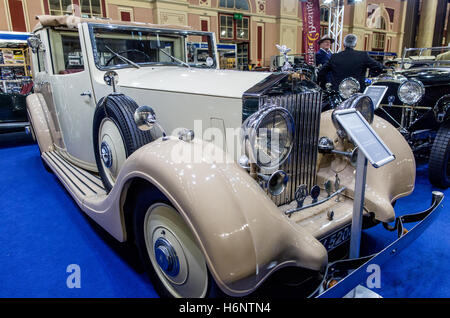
left=260, top=91, right=322, bottom=206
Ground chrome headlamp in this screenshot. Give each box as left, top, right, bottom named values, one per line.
left=398, top=79, right=425, bottom=105
left=339, top=77, right=360, bottom=99
left=332, top=94, right=375, bottom=138
left=241, top=105, right=295, bottom=170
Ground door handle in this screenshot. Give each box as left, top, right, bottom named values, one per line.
left=80, top=91, right=92, bottom=98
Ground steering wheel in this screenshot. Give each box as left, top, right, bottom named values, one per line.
left=105, top=49, right=152, bottom=66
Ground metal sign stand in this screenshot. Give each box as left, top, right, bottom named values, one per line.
left=349, top=151, right=368, bottom=261
left=334, top=108, right=396, bottom=298
left=345, top=151, right=381, bottom=298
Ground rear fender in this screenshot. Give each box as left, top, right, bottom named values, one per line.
left=26, top=93, right=54, bottom=152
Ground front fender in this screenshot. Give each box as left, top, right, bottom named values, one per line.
left=117, top=137, right=328, bottom=296
left=317, top=111, right=416, bottom=223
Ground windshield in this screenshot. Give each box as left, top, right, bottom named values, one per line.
left=401, top=46, right=450, bottom=69
left=89, top=24, right=217, bottom=70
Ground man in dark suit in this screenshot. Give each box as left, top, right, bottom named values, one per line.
left=316, top=35, right=334, bottom=84
left=318, top=34, right=384, bottom=91
left=316, top=35, right=334, bottom=67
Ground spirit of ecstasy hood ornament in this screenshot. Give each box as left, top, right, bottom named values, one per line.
left=276, top=44, right=293, bottom=72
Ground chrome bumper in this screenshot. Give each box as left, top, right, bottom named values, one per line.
left=312, top=191, right=444, bottom=298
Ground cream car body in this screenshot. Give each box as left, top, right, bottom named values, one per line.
left=27, top=15, right=416, bottom=297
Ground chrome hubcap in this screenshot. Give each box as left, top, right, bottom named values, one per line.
left=154, top=237, right=180, bottom=277
left=100, top=141, right=113, bottom=168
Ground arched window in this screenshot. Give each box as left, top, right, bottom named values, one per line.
left=367, top=4, right=390, bottom=30
left=376, top=16, right=387, bottom=30
left=219, top=0, right=250, bottom=11
left=367, top=4, right=389, bottom=51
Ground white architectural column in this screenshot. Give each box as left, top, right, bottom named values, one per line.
left=416, top=0, right=439, bottom=49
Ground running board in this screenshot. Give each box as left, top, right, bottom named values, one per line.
left=42, top=151, right=106, bottom=201
left=42, top=150, right=125, bottom=242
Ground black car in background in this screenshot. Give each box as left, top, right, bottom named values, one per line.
left=370, top=47, right=450, bottom=188
left=0, top=89, right=31, bottom=134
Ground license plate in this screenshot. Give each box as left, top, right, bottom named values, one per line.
left=320, top=224, right=352, bottom=251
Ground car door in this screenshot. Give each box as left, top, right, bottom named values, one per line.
left=46, top=28, right=97, bottom=169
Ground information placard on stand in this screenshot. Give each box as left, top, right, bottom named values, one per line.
left=363, top=85, right=388, bottom=110
left=334, top=109, right=395, bottom=168
left=334, top=108, right=395, bottom=298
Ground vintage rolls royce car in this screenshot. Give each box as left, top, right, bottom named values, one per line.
left=25, top=15, right=443, bottom=298
left=370, top=47, right=450, bottom=188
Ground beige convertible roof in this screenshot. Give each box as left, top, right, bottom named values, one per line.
left=33, top=15, right=194, bottom=33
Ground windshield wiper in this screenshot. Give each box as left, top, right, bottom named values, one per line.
left=158, top=48, right=190, bottom=68
left=105, top=45, right=140, bottom=69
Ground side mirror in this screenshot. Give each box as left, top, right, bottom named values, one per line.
left=27, top=36, right=43, bottom=53
left=103, top=71, right=119, bottom=92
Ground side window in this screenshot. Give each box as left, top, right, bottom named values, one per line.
left=49, top=29, right=84, bottom=75
left=37, top=44, right=46, bottom=73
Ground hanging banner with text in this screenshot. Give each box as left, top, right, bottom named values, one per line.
left=301, top=0, right=321, bottom=65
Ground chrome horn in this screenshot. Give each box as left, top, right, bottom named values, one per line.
left=134, top=105, right=166, bottom=138
left=318, top=137, right=358, bottom=166
left=134, top=105, right=157, bottom=131
left=258, top=170, right=289, bottom=196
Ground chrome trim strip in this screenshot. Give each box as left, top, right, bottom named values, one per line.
left=48, top=152, right=98, bottom=194
left=44, top=153, right=86, bottom=196
left=0, top=121, right=29, bottom=129
left=285, top=187, right=347, bottom=216
left=314, top=191, right=444, bottom=298
left=57, top=153, right=105, bottom=189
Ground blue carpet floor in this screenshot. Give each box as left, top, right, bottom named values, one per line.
left=0, top=132, right=448, bottom=298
